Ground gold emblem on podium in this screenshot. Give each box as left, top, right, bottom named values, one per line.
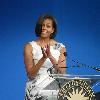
left=57, top=80, right=96, bottom=100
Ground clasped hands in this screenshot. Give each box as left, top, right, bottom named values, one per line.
left=41, top=44, right=52, bottom=59
left=41, top=44, right=59, bottom=71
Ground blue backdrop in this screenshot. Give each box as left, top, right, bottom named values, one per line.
left=0, top=0, right=100, bottom=99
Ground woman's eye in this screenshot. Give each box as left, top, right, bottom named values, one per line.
left=47, top=25, right=51, bottom=28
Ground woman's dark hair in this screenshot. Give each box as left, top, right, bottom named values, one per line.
left=35, top=14, right=57, bottom=39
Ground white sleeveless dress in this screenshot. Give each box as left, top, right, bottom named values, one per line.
left=25, top=41, right=65, bottom=100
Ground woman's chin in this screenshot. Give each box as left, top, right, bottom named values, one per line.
left=41, top=34, right=48, bottom=38
left=41, top=36, right=48, bottom=39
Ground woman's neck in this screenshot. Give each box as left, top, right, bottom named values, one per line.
left=36, top=37, right=56, bottom=47
left=38, top=37, right=51, bottom=44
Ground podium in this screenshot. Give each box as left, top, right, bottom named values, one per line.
left=39, top=74, right=100, bottom=100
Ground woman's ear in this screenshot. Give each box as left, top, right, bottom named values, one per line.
left=50, top=28, right=54, bottom=38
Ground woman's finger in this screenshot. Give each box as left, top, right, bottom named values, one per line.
left=41, top=47, right=47, bottom=58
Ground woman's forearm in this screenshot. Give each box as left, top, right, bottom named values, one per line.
left=49, top=55, right=66, bottom=74
left=28, top=57, right=46, bottom=79
left=49, top=55, right=61, bottom=73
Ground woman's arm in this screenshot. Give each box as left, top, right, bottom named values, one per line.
left=57, top=47, right=66, bottom=74
left=24, top=44, right=46, bottom=80
left=49, top=47, right=66, bottom=74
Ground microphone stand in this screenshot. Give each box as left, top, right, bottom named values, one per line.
left=59, top=59, right=100, bottom=72
left=71, top=59, right=100, bottom=72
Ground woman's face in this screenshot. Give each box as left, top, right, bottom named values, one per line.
left=41, top=18, right=54, bottom=38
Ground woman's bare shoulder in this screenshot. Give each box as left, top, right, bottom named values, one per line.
left=24, top=43, right=32, bottom=52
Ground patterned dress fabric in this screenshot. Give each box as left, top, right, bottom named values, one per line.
left=25, top=41, right=65, bottom=100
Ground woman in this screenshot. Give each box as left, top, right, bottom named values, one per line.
left=24, top=14, right=66, bottom=100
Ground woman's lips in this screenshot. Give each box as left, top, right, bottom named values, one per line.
left=41, top=30, right=47, bottom=34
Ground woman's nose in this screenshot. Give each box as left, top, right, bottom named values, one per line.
left=42, top=25, right=46, bottom=29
